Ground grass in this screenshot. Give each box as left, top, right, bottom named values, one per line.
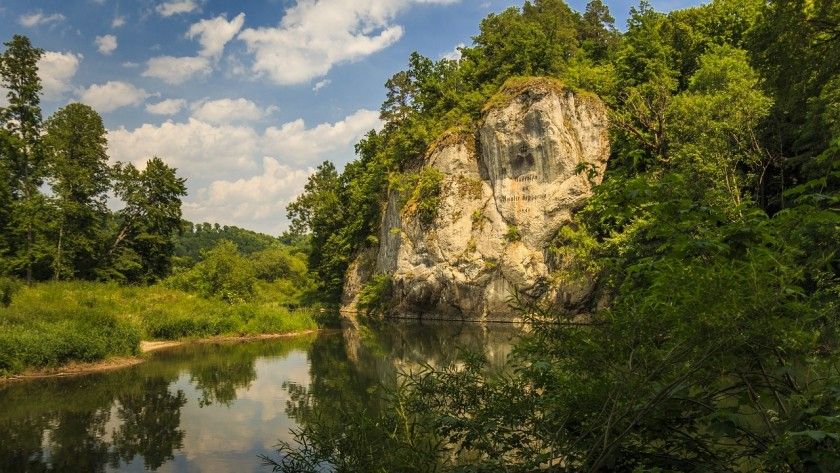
left=0, top=281, right=320, bottom=376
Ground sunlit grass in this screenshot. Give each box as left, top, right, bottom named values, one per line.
left=0, top=281, right=319, bottom=375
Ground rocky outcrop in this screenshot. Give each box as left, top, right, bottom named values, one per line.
left=342, top=79, right=610, bottom=320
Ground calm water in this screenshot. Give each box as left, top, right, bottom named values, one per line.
left=0, top=322, right=519, bottom=472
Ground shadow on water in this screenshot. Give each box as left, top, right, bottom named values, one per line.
left=0, top=323, right=519, bottom=472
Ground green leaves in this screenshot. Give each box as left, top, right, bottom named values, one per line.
left=110, top=158, right=187, bottom=283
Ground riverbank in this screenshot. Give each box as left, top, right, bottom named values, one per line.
left=0, top=329, right=324, bottom=383
left=0, top=281, right=326, bottom=378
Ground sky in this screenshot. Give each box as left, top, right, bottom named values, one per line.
left=0, top=0, right=703, bottom=235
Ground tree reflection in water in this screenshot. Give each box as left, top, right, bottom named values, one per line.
left=0, top=337, right=312, bottom=472
left=0, top=326, right=515, bottom=472
left=267, top=321, right=519, bottom=472
left=111, top=378, right=187, bottom=470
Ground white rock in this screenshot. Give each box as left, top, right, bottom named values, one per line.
left=342, top=82, right=610, bottom=320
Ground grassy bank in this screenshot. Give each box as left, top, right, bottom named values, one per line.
left=0, top=281, right=321, bottom=376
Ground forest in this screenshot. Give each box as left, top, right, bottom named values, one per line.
left=277, top=0, right=840, bottom=470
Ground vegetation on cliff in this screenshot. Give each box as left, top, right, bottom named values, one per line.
left=279, top=0, right=840, bottom=470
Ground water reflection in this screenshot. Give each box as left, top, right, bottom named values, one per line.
left=0, top=323, right=518, bottom=472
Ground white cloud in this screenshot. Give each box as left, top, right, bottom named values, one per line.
left=38, top=51, right=82, bottom=101
left=190, top=98, right=267, bottom=124
left=238, top=0, right=459, bottom=85
left=142, top=56, right=211, bottom=84
left=78, top=81, right=149, bottom=113
left=19, top=11, right=66, bottom=27
left=108, top=119, right=261, bottom=181
left=95, top=35, right=118, bottom=55
left=112, top=16, right=126, bottom=28
left=156, top=0, right=199, bottom=17
left=262, top=109, right=380, bottom=165
left=107, top=109, right=382, bottom=232
left=188, top=157, right=313, bottom=231
left=187, top=13, right=245, bottom=59
left=441, top=42, right=464, bottom=61
left=312, top=79, right=330, bottom=92
left=146, top=98, right=187, bottom=115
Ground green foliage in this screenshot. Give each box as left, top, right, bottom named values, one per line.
left=402, top=167, right=444, bottom=226
left=0, top=277, right=20, bottom=307
left=43, top=103, right=110, bottom=280
left=173, top=221, right=280, bottom=267
left=280, top=0, right=840, bottom=470
left=166, top=240, right=256, bottom=303
left=1, top=35, right=46, bottom=283
left=110, top=157, right=188, bottom=283
left=504, top=225, right=522, bottom=242
left=357, top=274, right=395, bottom=317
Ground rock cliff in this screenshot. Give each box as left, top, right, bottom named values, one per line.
left=343, top=79, right=610, bottom=320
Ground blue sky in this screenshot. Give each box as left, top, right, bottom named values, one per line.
left=0, top=0, right=703, bottom=234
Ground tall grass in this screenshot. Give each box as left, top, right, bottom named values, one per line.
left=0, top=281, right=319, bottom=376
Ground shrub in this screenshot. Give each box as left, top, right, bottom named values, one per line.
left=167, top=240, right=256, bottom=303
left=357, top=274, right=395, bottom=316
left=414, top=168, right=444, bottom=226
left=391, top=168, right=444, bottom=226
left=251, top=245, right=309, bottom=284
left=505, top=225, right=522, bottom=242
left=0, top=277, right=21, bottom=307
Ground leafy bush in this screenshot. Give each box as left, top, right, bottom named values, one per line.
left=166, top=240, right=255, bottom=303
left=391, top=168, right=444, bottom=227
left=0, top=277, right=21, bottom=307
left=504, top=225, right=522, bottom=242
left=413, top=168, right=444, bottom=226
left=251, top=245, right=309, bottom=284
left=357, top=274, right=395, bottom=316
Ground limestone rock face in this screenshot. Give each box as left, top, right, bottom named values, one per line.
left=343, top=83, right=610, bottom=320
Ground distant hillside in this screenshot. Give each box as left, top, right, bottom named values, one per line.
left=174, top=221, right=287, bottom=265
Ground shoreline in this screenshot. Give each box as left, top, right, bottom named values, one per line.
left=0, top=329, right=323, bottom=384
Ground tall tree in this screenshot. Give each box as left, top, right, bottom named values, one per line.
left=0, top=35, right=45, bottom=283
left=43, top=103, right=110, bottom=280
left=110, top=158, right=187, bottom=283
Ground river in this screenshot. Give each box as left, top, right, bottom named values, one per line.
left=0, top=322, right=520, bottom=472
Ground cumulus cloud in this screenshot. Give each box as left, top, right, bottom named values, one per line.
left=262, top=109, right=380, bottom=165
left=156, top=0, right=199, bottom=17
left=146, top=98, right=187, bottom=115
left=112, top=16, right=126, bottom=28
left=95, top=35, right=118, bottom=55
left=38, top=51, right=82, bottom=101
left=142, top=56, right=211, bottom=84
left=238, top=0, right=460, bottom=85
left=187, top=13, right=245, bottom=59
left=190, top=98, right=268, bottom=124
left=188, top=157, right=313, bottom=231
left=78, top=81, right=149, bottom=113
left=18, top=11, right=66, bottom=27
left=107, top=109, right=382, bottom=232
left=143, top=13, right=243, bottom=85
